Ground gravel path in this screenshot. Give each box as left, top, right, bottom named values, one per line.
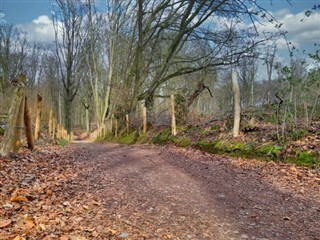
left=64, top=141, right=320, bottom=240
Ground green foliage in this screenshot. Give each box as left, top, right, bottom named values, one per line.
left=118, top=132, right=138, bottom=145
left=103, top=131, right=138, bottom=145
left=257, top=144, right=282, bottom=160
left=58, top=139, right=69, bottom=147
left=210, top=125, right=220, bottom=131
left=172, top=137, right=191, bottom=147
left=289, top=129, right=307, bottom=141
left=286, top=151, right=316, bottom=167
left=151, top=128, right=172, bottom=144
left=137, top=134, right=148, bottom=144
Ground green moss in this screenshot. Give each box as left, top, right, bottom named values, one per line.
left=172, top=137, right=191, bottom=147
left=137, top=134, right=148, bottom=144
left=118, top=132, right=138, bottom=145
left=257, top=144, right=282, bottom=160
left=151, top=128, right=172, bottom=144
left=194, top=140, right=221, bottom=154
left=0, top=127, right=4, bottom=135
left=286, top=151, right=317, bottom=167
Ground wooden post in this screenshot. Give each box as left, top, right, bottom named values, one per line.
left=125, top=114, right=129, bottom=133
left=24, top=96, right=34, bottom=150
left=232, top=71, right=241, bottom=138
left=170, top=95, right=177, bottom=136
left=12, top=96, right=25, bottom=153
left=110, top=114, right=114, bottom=134
left=0, top=74, right=27, bottom=156
left=52, top=118, right=56, bottom=140
left=34, top=93, right=42, bottom=140
left=142, top=105, right=147, bottom=134
left=48, top=109, right=53, bottom=139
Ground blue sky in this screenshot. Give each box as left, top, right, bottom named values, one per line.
left=1, top=0, right=317, bottom=24
left=0, top=0, right=319, bottom=67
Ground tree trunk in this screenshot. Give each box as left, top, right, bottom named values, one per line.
left=34, top=93, right=42, bottom=140
left=171, top=95, right=177, bottom=136
left=65, top=98, right=72, bottom=135
left=24, top=96, right=34, bottom=150
left=232, top=71, right=241, bottom=138
left=0, top=86, right=25, bottom=156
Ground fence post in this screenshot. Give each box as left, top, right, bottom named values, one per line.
left=24, top=96, right=34, bottom=150
left=170, top=95, right=177, bottom=135
left=142, top=105, right=147, bottom=134
left=34, top=93, right=42, bottom=140
left=232, top=71, right=241, bottom=137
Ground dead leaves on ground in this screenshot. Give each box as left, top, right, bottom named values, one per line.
left=0, top=146, right=115, bottom=240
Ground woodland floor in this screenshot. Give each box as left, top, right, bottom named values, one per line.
left=1, top=141, right=320, bottom=240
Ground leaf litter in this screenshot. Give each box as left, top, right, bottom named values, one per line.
left=0, top=142, right=319, bottom=239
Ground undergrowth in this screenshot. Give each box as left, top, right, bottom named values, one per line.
left=101, top=127, right=319, bottom=168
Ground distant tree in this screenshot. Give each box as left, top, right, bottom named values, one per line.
left=51, top=0, right=87, bottom=134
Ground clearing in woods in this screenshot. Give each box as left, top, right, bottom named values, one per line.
left=0, top=141, right=319, bottom=239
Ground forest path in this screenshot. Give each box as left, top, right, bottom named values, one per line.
left=62, top=141, right=320, bottom=240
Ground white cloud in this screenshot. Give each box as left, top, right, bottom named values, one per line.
left=255, top=9, right=320, bottom=50
left=17, top=15, right=56, bottom=43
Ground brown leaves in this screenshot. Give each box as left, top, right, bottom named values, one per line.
left=10, top=195, right=28, bottom=203
left=0, top=145, right=126, bottom=240
left=0, top=219, right=12, bottom=228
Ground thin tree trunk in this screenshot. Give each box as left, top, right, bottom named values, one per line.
left=24, top=96, right=34, bottom=150
left=232, top=71, right=241, bottom=138
left=34, top=94, right=42, bottom=140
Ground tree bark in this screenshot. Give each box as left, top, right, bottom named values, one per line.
left=0, top=86, right=25, bottom=156
left=232, top=71, right=241, bottom=138
left=34, top=94, right=42, bottom=140
left=24, top=96, right=34, bottom=150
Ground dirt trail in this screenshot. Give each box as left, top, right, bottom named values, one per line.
left=62, top=142, right=320, bottom=240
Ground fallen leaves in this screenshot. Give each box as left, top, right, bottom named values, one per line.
left=0, top=219, right=11, bottom=228
left=0, top=145, right=134, bottom=240
left=10, top=195, right=28, bottom=203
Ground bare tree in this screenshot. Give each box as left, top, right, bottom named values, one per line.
left=52, top=0, right=87, bottom=134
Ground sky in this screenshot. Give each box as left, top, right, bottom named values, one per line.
left=0, top=0, right=319, bottom=65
